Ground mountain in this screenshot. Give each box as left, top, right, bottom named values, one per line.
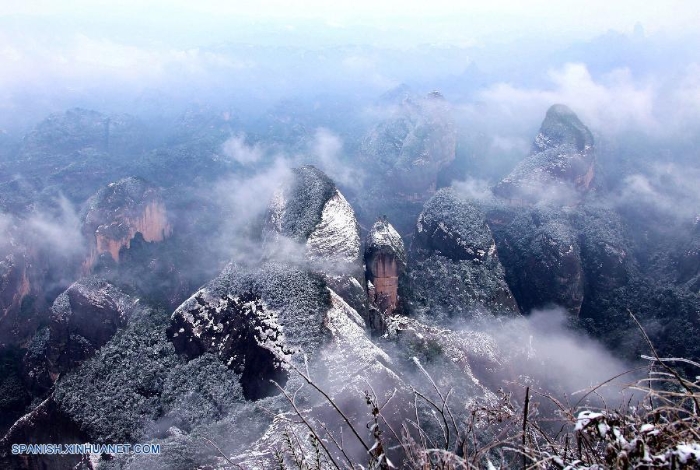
left=2, top=94, right=700, bottom=469
left=407, top=188, right=519, bottom=320
left=356, top=91, right=457, bottom=234
left=494, top=104, right=596, bottom=205
left=81, top=177, right=172, bottom=272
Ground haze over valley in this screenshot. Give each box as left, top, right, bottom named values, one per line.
left=1, top=2, right=700, bottom=468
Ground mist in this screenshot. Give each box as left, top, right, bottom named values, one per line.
left=2, top=2, right=700, bottom=469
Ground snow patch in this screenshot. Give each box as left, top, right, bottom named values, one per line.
left=307, top=189, right=361, bottom=264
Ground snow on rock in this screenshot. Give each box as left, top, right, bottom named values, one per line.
left=367, top=218, right=407, bottom=267
left=22, top=278, right=139, bottom=395
left=386, top=315, right=501, bottom=391
left=408, top=189, right=520, bottom=319
left=168, top=261, right=330, bottom=400
left=263, top=166, right=363, bottom=285
left=494, top=104, right=596, bottom=206
left=321, top=288, right=392, bottom=387
left=307, top=190, right=361, bottom=265
left=169, top=289, right=291, bottom=400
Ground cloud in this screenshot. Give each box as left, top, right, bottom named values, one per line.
left=306, top=128, right=365, bottom=188
left=25, top=195, right=86, bottom=258
left=616, top=163, right=700, bottom=220
left=0, top=195, right=86, bottom=260
left=221, top=134, right=264, bottom=166
left=478, top=63, right=657, bottom=135
left=450, top=177, right=494, bottom=202
left=210, top=157, right=294, bottom=263
left=480, top=308, right=638, bottom=400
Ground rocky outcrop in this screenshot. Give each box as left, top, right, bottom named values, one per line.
left=526, top=221, right=585, bottom=314
left=263, top=166, right=361, bottom=271
left=494, top=104, right=595, bottom=205
left=21, top=278, right=138, bottom=395
left=82, top=177, right=172, bottom=271
left=168, top=262, right=330, bottom=400
left=489, top=208, right=585, bottom=315
left=169, top=291, right=291, bottom=400
left=407, top=189, right=519, bottom=319
left=573, top=206, right=629, bottom=294
left=0, top=254, right=31, bottom=341
left=0, top=395, right=90, bottom=470
left=361, top=91, right=456, bottom=199
left=265, top=165, right=361, bottom=268
left=365, top=218, right=406, bottom=317
left=264, top=165, right=365, bottom=319
left=306, top=189, right=362, bottom=267
left=356, top=90, right=457, bottom=235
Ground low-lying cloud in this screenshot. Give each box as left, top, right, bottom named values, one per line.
left=221, top=134, right=265, bottom=166
left=480, top=308, right=640, bottom=403
left=476, top=63, right=657, bottom=136
left=0, top=195, right=86, bottom=260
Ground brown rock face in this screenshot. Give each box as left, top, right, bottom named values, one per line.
left=0, top=250, right=52, bottom=346
left=82, top=178, right=172, bottom=271
left=92, top=200, right=170, bottom=263
left=365, top=219, right=406, bottom=316
left=0, top=254, right=30, bottom=325
left=369, top=254, right=401, bottom=313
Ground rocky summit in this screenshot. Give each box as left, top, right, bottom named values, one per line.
left=494, top=104, right=596, bottom=205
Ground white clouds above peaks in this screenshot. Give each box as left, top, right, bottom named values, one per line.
left=478, top=63, right=657, bottom=135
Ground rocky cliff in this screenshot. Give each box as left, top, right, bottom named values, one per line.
left=365, top=218, right=406, bottom=317
left=82, top=177, right=172, bottom=271
left=21, top=278, right=138, bottom=395
left=263, top=165, right=366, bottom=317
left=168, top=262, right=330, bottom=399
left=494, top=104, right=596, bottom=205
left=407, top=188, right=520, bottom=320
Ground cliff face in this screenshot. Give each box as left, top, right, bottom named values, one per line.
left=263, top=165, right=365, bottom=318
left=365, top=219, right=406, bottom=316
left=0, top=249, right=52, bottom=346
left=408, top=189, right=520, bottom=319
left=486, top=203, right=631, bottom=318
left=168, top=262, right=330, bottom=400
left=494, top=104, right=596, bottom=205
left=21, top=278, right=138, bottom=395
left=82, top=177, right=172, bottom=271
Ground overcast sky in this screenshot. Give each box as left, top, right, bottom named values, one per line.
left=2, top=1, right=699, bottom=48
left=1, top=1, right=698, bottom=134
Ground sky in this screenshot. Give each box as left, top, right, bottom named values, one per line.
left=1, top=1, right=699, bottom=48
left=0, top=0, right=699, bottom=135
